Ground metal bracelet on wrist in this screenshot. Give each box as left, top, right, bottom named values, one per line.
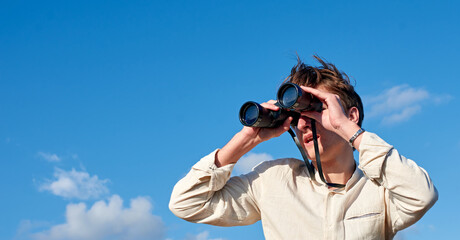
left=349, top=128, right=365, bottom=147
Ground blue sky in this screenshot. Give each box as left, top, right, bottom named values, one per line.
left=0, top=0, right=459, bottom=239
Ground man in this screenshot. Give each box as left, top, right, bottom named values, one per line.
left=169, top=56, right=438, bottom=239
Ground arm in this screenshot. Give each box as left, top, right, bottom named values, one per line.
left=358, top=132, right=438, bottom=232
left=215, top=101, right=292, bottom=167
left=300, top=86, right=438, bottom=231
left=170, top=101, right=292, bottom=225
left=169, top=150, right=262, bottom=226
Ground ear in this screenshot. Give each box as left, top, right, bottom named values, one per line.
left=347, top=107, right=360, bottom=124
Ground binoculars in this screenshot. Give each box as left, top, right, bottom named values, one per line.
left=239, top=82, right=323, bottom=128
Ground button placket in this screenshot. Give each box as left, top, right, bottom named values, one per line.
left=324, top=191, right=336, bottom=239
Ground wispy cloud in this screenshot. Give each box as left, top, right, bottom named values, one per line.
left=365, top=84, right=452, bottom=125
left=14, top=220, right=50, bottom=240
left=185, top=231, right=225, bottom=240
left=39, top=168, right=109, bottom=200
left=234, top=152, right=273, bottom=174
left=30, top=195, right=165, bottom=240
left=37, top=152, right=61, bottom=162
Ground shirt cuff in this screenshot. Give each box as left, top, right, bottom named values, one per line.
left=358, top=132, right=394, bottom=179
left=192, top=149, right=236, bottom=191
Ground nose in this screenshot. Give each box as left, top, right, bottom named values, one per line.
left=296, top=116, right=312, bottom=132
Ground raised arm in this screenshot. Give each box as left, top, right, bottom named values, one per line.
left=215, top=100, right=292, bottom=167
left=299, top=86, right=438, bottom=232
left=169, top=101, right=292, bottom=225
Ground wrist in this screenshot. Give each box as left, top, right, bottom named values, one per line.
left=348, top=128, right=365, bottom=148
left=239, top=127, right=264, bottom=145
left=216, top=130, right=260, bottom=167
left=336, top=120, right=361, bottom=142
left=335, top=120, right=365, bottom=150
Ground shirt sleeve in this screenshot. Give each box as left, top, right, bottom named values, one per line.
left=169, top=149, right=261, bottom=226
left=358, top=132, right=438, bottom=233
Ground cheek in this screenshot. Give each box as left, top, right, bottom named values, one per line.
left=318, top=131, right=338, bottom=146
left=321, top=132, right=347, bottom=151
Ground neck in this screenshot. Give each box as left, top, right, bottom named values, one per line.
left=312, top=146, right=356, bottom=186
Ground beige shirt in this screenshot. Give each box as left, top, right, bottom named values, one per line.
left=169, top=132, right=438, bottom=239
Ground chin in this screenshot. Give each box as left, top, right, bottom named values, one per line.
left=304, top=148, right=320, bottom=160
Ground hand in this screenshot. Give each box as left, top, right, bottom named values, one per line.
left=298, top=86, right=352, bottom=134
left=216, top=100, right=292, bottom=167
left=240, top=100, right=293, bottom=144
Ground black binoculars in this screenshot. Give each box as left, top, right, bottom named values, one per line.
left=239, top=83, right=323, bottom=128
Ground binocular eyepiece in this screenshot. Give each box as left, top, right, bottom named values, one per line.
left=239, top=83, right=323, bottom=128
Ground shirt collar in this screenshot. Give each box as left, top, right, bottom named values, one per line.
left=306, top=161, right=363, bottom=193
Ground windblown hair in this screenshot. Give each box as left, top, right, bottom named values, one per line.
left=285, top=55, right=364, bottom=127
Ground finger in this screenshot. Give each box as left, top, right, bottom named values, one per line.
left=300, top=86, right=346, bottom=113
left=300, top=111, right=322, bottom=123
left=260, top=100, right=279, bottom=111
left=299, top=86, right=331, bottom=101
left=275, top=116, right=293, bottom=136
left=282, top=116, right=293, bottom=130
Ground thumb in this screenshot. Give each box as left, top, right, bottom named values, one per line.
left=274, top=116, right=293, bottom=137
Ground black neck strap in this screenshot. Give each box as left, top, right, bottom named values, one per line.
left=287, top=128, right=314, bottom=176
left=287, top=119, right=345, bottom=189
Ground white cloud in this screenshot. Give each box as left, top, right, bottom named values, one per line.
left=38, top=152, right=61, bottom=162
left=381, top=105, right=421, bottom=125
left=39, top=168, right=109, bottom=200
left=365, top=84, right=451, bottom=125
left=234, top=152, right=273, bottom=174
left=185, top=231, right=225, bottom=240
left=30, top=195, right=165, bottom=240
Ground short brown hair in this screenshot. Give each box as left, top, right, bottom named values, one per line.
left=284, top=55, right=364, bottom=127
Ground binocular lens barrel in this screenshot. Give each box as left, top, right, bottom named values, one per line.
left=278, top=83, right=300, bottom=109
left=239, top=83, right=320, bottom=128
left=277, top=82, right=323, bottom=112
left=242, top=103, right=259, bottom=126
left=239, top=101, right=298, bottom=128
